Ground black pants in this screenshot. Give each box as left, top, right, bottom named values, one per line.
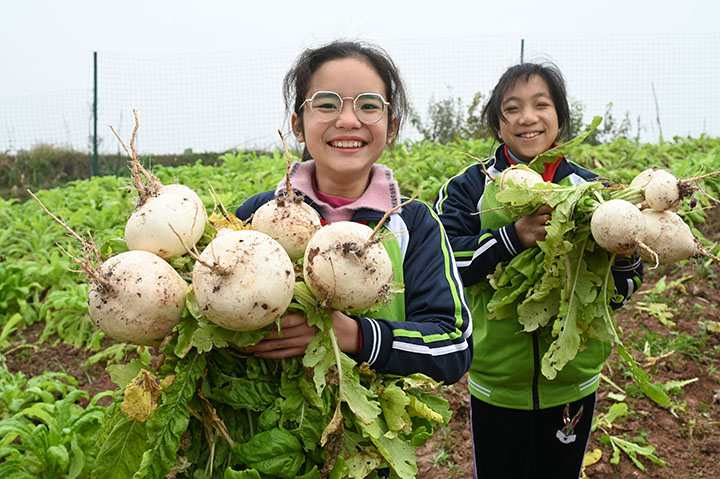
left=470, top=392, right=596, bottom=479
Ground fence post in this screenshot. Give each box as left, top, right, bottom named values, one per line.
left=92, top=51, right=98, bottom=177
left=520, top=39, right=525, bottom=63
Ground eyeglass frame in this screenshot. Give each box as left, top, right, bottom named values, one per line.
left=298, top=91, right=391, bottom=125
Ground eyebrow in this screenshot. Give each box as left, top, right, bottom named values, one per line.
left=502, top=92, right=553, bottom=105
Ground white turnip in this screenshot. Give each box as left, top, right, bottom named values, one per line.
left=640, top=209, right=720, bottom=264
left=111, top=110, right=208, bottom=260
left=252, top=196, right=321, bottom=261
left=590, top=199, right=652, bottom=256
left=629, top=167, right=720, bottom=212
left=303, top=221, right=394, bottom=311
left=251, top=130, right=321, bottom=260
left=191, top=229, right=295, bottom=331
left=88, top=250, right=188, bottom=346
left=498, top=165, right=544, bottom=191
left=633, top=168, right=684, bottom=211
left=124, top=188, right=207, bottom=259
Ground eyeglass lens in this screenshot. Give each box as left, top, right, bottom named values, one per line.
left=309, top=92, right=386, bottom=124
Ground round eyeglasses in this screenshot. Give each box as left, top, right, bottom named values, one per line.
left=299, top=91, right=390, bottom=125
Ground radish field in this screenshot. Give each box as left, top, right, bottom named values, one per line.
left=1, top=136, right=719, bottom=478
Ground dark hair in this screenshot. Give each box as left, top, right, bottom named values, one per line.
left=283, top=40, right=409, bottom=161
left=481, top=62, right=571, bottom=143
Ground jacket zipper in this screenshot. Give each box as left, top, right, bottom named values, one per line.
left=532, top=332, right=540, bottom=410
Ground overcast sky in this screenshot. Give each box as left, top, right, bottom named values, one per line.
left=2, top=0, right=718, bottom=100
left=1, top=1, right=718, bottom=153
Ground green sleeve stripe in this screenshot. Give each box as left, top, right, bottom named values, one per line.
left=452, top=233, right=493, bottom=258
left=478, top=232, right=493, bottom=245
left=393, top=205, right=468, bottom=343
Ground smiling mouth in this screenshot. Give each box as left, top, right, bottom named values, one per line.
left=518, top=132, right=542, bottom=139
left=330, top=140, right=365, bottom=148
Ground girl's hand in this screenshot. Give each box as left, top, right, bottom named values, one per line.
left=244, top=311, right=360, bottom=359
left=515, top=205, right=553, bottom=248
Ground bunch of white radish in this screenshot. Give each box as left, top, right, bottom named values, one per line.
left=28, top=190, right=188, bottom=347
left=591, top=167, right=720, bottom=265
left=31, top=111, right=223, bottom=346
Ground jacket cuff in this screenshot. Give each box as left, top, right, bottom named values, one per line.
left=494, top=223, right=526, bottom=259
left=348, top=316, right=392, bottom=369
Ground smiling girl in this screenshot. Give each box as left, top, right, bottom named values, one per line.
left=236, top=40, right=473, bottom=385
left=434, top=63, right=644, bottom=478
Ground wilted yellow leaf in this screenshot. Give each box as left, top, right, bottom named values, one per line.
left=581, top=448, right=603, bottom=478
left=209, top=212, right=249, bottom=231
left=407, top=396, right=444, bottom=423
left=705, top=321, right=720, bottom=334
left=120, top=369, right=164, bottom=422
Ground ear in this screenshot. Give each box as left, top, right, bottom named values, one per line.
left=291, top=113, right=304, bottom=143
left=386, top=115, right=399, bottom=144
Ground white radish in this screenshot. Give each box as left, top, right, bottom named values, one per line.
left=192, top=229, right=295, bottom=331
left=252, top=196, right=321, bottom=261
left=303, top=221, right=394, bottom=311
left=629, top=167, right=720, bottom=212
left=640, top=209, right=720, bottom=264
left=124, top=188, right=207, bottom=259
left=110, top=111, right=208, bottom=259
left=88, top=250, right=188, bottom=346
left=160, top=183, right=205, bottom=212
left=642, top=169, right=683, bottom=211
left=590, top=199, right=650, bottom=256
left=251, top=130, right=321, bottom=260
left=498, top=165, right=544, bottom=190
left=628, top=167, right=663, bottom=190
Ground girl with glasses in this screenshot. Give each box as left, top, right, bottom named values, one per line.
left=434, top=62, right=644, bottom=478
left=237, top=41, right=472, bottom=386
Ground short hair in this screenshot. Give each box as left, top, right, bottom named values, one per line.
left=482, top=62, right=571, bottom=142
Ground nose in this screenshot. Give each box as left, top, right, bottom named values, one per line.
left=334, top=98, right=362, bottom=128
left=518, top=107, right=538, bottom=125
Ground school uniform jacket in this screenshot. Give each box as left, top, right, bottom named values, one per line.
left=236, top=161, right=473, bottom=385
left=434, top=144, right=643, bottom=409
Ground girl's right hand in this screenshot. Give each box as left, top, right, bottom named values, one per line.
left=515, top=205, right=553, bottom=248
left=242, top=311, right=360, bottom=358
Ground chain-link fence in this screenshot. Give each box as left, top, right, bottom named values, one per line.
left=1, top=33, right=718, bottom=155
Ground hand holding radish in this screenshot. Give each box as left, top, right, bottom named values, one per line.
left=244, top=311, right=360, bottom=358
left=515, top=205, right=553, bottom=248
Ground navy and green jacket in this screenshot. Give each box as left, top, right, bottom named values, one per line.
left=434, top=144, right=643, bottom=409
left=236, top=162, right=473, bottom=385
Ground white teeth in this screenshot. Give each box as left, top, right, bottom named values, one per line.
left=519, top=132, right=541, bottom=138
left=331, top=140, right=363, bottom=148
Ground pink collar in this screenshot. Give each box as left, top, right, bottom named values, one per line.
left=277, top=161, right=401, bottom=222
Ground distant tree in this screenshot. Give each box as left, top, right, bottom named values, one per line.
left=410, top=89, right=492, bottom=144
left=571, top=100, right=634, bottom=145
